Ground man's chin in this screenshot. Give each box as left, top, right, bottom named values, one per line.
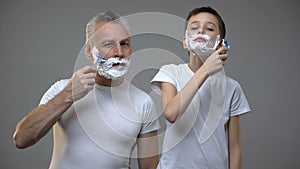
left=98, top=69, right=128, bottom=80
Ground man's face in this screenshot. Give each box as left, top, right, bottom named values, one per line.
left=91, top=21, right=131, bottom=60
left=88, top=21, right=132, bottom=80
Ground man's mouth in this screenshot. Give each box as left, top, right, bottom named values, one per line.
left=112, top=62, right=125, bottom=67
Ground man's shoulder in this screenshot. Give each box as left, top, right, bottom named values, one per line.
left=53, top=79, right=69, bottom=86
left=44, top=78, right=69, bottom=95
left=128, top=83, right=150, bottom=98
left=39, top=79, right=69, bottom=105
left=124, top=83, right=153, bottom=108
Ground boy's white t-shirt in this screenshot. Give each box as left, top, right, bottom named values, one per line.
left=40, top=79, right=160, bottom=169
left=151, top=63, right=251, bottom=169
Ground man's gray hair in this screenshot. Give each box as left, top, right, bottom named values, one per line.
left=85, top=11, right=129, bottom=43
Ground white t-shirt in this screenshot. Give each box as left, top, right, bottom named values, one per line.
left=151, top=63, right=251, bottom=169
left=40, top=79, right=160, bottom=169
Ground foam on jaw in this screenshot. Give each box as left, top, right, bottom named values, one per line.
left=185, top=30, right=220, bottom=58
left=91, top=45, right=130, bottom=79
left=98, top=57, right=130, bottom=79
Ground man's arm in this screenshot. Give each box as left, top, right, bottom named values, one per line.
left=137, top=130, right=159, bottom=169
left=228, top=115, right=242, bottom=169
left=13, top=66, right=96, bottom=149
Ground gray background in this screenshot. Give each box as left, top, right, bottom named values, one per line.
left=1, top=0, right=299, bottom=168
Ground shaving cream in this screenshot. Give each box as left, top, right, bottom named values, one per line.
left=92, top=46, right=130, bottom=80
left=185, top=31, right=220, bottom=59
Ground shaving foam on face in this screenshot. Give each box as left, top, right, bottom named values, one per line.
left=92, top=46, right=101, bottom=62
left=91, top=45, right=130, bottom=80
left=185, top=31, right=220, bottom=59
left=97, top=57, right=130, bottom=80
left=91, top=46, right=105, bottom=68
left=189, top=33, right=211, bottom=49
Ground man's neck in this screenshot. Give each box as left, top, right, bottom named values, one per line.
left=95, top=74, right=124, bottom=87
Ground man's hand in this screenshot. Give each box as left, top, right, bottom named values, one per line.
left=13, top=66, right=97, bottom=149
left=203, top=46, right=228, bottom=75
left=66, top=66, right=97, bottom=102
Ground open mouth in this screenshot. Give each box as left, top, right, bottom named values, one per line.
left=112, top=62, right=126, bottom=67
left=99, top=57, right=130, bottom=71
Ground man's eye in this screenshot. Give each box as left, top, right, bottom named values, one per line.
left=103, top=43, right=114, bottom=48
left=120, top=41, right=130, bottom=46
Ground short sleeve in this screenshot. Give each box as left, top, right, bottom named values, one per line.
left=140, top=96, right=160, bottom=134
left=230, top=82, right=251, bottom=117
left=39, top=79, right=69, bottom=105
left=151, top=64, right=177, bottom=95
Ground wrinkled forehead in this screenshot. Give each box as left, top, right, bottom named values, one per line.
left=91, top=22, right=130, bottom=42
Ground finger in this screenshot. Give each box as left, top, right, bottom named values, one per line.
left=86, top=78, right=96, bottom=85
left=81, top=65, right=97, bottom=74
left=219, top=54, right=228, bottom=61
left=216, top=46, right=228, bottom=54
left=84, top=72, right=97, bottom=79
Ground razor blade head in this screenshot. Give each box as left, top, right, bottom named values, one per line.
left=94, top=56, right=106, bottom=68
left=222, top=39, right=230, bottom=48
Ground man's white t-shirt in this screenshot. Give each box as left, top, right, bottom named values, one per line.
left=151, top=63, right=251, bottom=169
left=40, top=79, right=160, bottom=169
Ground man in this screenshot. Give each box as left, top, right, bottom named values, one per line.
left=13, top=11, right=160, bottom=169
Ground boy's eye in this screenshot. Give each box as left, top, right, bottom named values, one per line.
left=207, top=28, right=214, bottom=31
left=188, top=22, right=200, bottom=30
left=189, top=25, right=199, bottom=30
left=190, top=27, right=198, bottom=30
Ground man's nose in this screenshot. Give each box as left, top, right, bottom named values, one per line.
left=113, top=44, right=123, bottom=57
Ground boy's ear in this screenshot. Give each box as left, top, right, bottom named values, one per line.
left=183, top=36, right=187, bottom=50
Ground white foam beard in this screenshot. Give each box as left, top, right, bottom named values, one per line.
left=185, top=31, right=220, bottom=60
left=97, top=57, right=130, bottom=80
left=91, top=46, right=130, bottom=80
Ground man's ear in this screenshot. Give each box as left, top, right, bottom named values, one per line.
left=85, top=43, right=94, bottom=63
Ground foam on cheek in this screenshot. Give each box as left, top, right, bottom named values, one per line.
left=190, top=34, right=212, bottom=49
left=91, top=45, right=130, bottom=79
left=185, top=30, right=221, bottom=58
left=91, top=46, right=100, bottom=62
